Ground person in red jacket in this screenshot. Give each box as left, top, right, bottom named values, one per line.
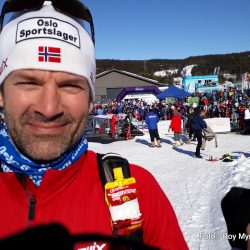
left=168, top=109, right=184, bottom=147
left=110, top=114, right=118, bottom=138
left=0, top=1, right=188, bottom=250
left=204, top=97, right=209, bottom=110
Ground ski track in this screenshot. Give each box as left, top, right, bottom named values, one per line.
left=89, top=133, right=250, bottom=250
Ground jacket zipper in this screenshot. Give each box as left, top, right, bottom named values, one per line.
left=14, top=173, right=37, bottom=228
left=29, top=195, right=36, bottom=221
left=26, top=189, right=36, bottom=228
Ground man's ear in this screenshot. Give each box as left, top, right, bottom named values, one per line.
left=0, top=88, right=4, bottom=107
left=88, top=101, right=94, bottom=114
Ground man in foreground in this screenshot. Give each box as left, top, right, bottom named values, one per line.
left=0, top=1, right=188, bottom=249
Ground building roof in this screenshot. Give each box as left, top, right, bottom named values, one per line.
left=96, top=69, right=159, bottom=86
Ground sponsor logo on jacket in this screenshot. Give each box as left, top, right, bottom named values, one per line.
left=78, top=242, right=106, bottom=250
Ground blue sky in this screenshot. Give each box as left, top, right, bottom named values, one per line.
left=0, top=0, right=249, bottom=60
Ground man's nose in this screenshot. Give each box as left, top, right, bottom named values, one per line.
left=34, top=83, right=63, bottom=119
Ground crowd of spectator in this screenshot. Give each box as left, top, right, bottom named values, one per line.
left=93, top=88, right=250, bottom=133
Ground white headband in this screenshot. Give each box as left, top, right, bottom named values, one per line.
left=0, top=2, right=96, bottom=99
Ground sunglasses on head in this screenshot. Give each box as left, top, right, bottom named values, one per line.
left=0, top=0, right=95, bottom=45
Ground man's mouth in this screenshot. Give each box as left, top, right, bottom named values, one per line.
left=27, top=122, right=68, bottom=134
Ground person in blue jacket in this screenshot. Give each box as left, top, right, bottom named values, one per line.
left=145, top=108, right=161, bottom=147
left=192, top=109, right=207, bottom=158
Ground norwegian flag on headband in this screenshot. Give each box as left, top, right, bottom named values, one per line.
left=38, top=46, right=61, bottom=63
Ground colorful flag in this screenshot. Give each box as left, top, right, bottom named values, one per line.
left=38, top=46, right=61, bottom=63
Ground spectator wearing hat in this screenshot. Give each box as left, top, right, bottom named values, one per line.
left=192, top=110, right=207, bottom=158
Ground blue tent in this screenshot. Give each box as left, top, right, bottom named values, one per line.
left=156, top=85, right=191, bottom=99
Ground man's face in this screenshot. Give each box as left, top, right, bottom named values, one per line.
left=0, top=69, right=93, bottom=162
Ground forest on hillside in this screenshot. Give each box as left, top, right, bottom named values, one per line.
left=96, top=51, right=250, bottom=84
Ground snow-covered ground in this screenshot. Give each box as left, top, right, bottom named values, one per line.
left=88, top=131, right=250, bottom=250
left=154, top=69, right=178, bottom=77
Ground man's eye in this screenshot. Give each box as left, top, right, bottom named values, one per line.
left=61, top=84, right=84, bottom=93
left=16, top=82, right=39, bottom=89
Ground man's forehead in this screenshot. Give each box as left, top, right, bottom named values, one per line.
left=6, top=69, right=87, bottom=82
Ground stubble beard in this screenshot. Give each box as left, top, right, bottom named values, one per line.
left=4, top=110, right=87, bottom=163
